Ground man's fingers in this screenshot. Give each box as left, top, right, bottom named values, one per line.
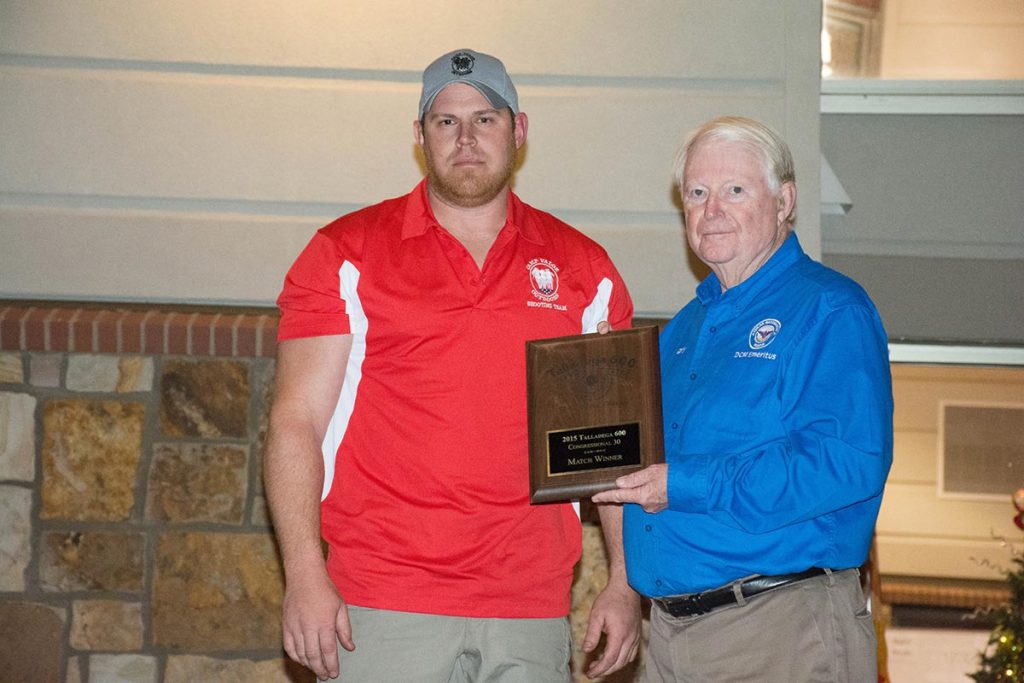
left=582, top=612, right=616, bottom=677
left=587, top=646, right=621, bottom=678
left=336, top=603, right=355, bottom=651
left=293, top=632, right=314, bottom=673
left=589, top=647, right=632, bottom=678
left=590, top=626, right=628, bottom=677
left=622, top=464, right=665, bottom=488
left=580, top=613, right=604, bottom=654
left=591, top=465, right=666, bottom=504
left=283, top=630, right=299, bottom=663
left=587, top=654, right=609, bottom=677
left=614, top=470, right=643, bottom=488
left=318, top=627, right=340, bottom=679
left=304, top=638, right=329, bottom=680
left=593, top=485, right=647, bottom=506
left=591, top=488, right=624, bottom=504
left=614, top=634, right=637, bottom=671
left=605, top=466, right=655, bottom=493
left=586, top=645, right=613, bottom=677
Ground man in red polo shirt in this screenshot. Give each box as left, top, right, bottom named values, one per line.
left=265, top=48, right=640, bottom=682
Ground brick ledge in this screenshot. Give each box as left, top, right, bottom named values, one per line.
left=0, top=302, right=278, bottom=358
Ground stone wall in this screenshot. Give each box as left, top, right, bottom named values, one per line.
left=0, top=303, right=640, bottom=683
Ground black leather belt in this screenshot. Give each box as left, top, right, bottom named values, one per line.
left=652, top=567, right=829, bottom=618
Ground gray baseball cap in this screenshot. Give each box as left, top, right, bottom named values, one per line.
left=418, top=49, right=519, bottom=119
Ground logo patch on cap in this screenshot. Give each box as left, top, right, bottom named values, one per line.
left=451, top=52, right=475, bottom=76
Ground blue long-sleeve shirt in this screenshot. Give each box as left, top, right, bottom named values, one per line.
left=623, top=233, right=893, bottom=597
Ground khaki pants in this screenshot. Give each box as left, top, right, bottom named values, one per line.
left=329, top=607, right=572, bottom=683
left=642, top=569, right=876, bottom=683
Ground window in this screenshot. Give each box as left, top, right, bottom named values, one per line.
left=822, top=0, right=1024, bottom=80
left=821, top=1, right=1024, bottom=114
left=880, top=343, right=1024, bottom=580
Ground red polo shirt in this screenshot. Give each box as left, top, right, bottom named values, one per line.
left=277, top=179, right=633, bottom=617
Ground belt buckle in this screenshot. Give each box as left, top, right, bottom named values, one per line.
left=666, top=592, right=711, bottom=617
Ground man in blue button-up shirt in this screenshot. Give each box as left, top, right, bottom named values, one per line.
left=593, top=116, right=893, bottom=682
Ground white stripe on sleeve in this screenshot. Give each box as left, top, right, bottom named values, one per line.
left=320, top=260, right=367, bottom=501
left=580, top=277, right=613, bottom=333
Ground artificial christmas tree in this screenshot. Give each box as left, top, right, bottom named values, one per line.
left=969, top=490, right=1024, bottom=682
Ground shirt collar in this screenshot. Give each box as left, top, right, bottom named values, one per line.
left=696, top=232, right=805, bottom=306
left=400, top=178, right=546, bottom=245
left=400, top=178, right=436, bottom=240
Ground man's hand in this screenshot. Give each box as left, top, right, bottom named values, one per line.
left=281, top=570, right=355, bottom=681
left=591, top=464, right=669, bottom=513
left=581, top=578, right=641, bottom=678
left=265, top=335, right=354, bottom=679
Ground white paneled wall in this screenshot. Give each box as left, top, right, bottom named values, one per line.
left=880, top=0, right=1024, bottom=79
left=878, top=365, right=1024, bottom=579
left=0, top=1, right=821, bottom=314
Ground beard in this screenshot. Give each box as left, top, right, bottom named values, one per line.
left=423, top=136, right=517, bottom=208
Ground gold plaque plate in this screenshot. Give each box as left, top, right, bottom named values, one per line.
left=527, top=326, right=664, bottom=504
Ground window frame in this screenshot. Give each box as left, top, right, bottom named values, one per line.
left=888, top=343, right=1024, bottom=366
left=821, top=79, right=1024, bottom=115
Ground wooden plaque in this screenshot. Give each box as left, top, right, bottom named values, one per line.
left=526, top=326, right=664, bottom=504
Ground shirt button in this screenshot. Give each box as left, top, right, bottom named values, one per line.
left=689, top=373, right=697, bottom=380
left=645, top=524, right=652, bottom=532
left=710, top=326, right=717, bottom=333
left=671, top=422, right=678, bottom=429
left=655, top=579, right=663, bottom=587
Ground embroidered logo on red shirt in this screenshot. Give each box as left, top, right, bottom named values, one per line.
left=527, top=258, right=560, bottom=302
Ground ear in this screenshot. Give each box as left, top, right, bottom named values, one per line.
left=413, top=119, right=424, bottom=147
left=513, top=112, right=528, bottom=149
left=777, top=181, right=796, bottom=226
